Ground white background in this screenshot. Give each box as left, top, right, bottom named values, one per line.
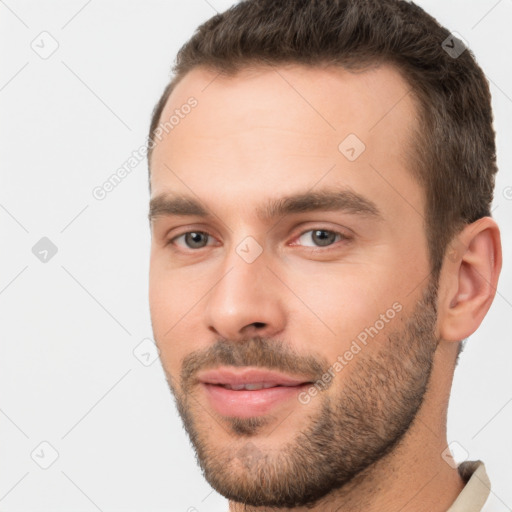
left=1, top=1, right=511, bottom=511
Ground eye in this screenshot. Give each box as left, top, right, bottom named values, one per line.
left=170, top=231, right=216, bottom=250
left=294, top=228, right=349, bottom=249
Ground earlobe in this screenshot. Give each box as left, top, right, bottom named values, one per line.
left=438, top=217, right=502, bottom=342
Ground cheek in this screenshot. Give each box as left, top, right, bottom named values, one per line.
left=284, top=264, right=402, bottom=356
left=148, top=267, right=186, bottom=371
left=149, top=253, right=189, bottom=327
left=149, top=262, right=213, bottom=377
left=148, top=270, right=172, bottom=333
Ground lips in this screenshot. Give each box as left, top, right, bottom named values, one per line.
left=197, top=367, right=312, bottom=388
left=197, top=367, right=314, bottom=417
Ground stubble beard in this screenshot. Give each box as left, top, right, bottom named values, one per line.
left=163, top=279, right=439, bottom=508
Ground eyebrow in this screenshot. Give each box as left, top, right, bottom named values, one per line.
left=148, top=188, right=382, bottom=224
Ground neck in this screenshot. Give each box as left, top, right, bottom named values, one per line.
left=229, top=342, right=465, bottom=512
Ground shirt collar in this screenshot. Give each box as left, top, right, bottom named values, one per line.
left=446, top=460, right=491, bottom=512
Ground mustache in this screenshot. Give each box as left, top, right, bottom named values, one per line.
left=180, top=336, right=330, bottom=389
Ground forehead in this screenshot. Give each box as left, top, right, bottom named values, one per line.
left=149, top=63, right=423, bottom=224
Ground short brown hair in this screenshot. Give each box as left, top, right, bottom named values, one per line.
left=148, top=0, right=497, bottom=279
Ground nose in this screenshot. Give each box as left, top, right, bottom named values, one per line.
left=203, top=246, right=287, bottom=342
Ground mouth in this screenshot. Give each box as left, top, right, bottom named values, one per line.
left=214, top=382, right=297, bottom=390
left=197, top=367, right=314, bottom=418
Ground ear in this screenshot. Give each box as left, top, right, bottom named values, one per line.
left=437, top=217, right=502, bottom=341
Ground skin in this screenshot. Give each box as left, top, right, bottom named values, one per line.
left=148, top=64, right=502, bottom=511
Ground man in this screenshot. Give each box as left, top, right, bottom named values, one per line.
left=146, top=0, right=502, bottom=510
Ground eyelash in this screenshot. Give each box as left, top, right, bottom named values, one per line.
left=167, top=228, right=351, bottom=252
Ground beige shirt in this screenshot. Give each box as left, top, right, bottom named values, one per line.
left=446, top=460, right=491, bottom=511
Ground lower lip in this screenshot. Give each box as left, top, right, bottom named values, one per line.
left=202, top=383, right=310, bottom=417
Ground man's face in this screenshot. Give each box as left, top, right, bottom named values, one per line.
left=148, top=64, right=439, bottom=507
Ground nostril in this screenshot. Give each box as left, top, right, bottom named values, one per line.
left=252, top=322, right=266, bottom=329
